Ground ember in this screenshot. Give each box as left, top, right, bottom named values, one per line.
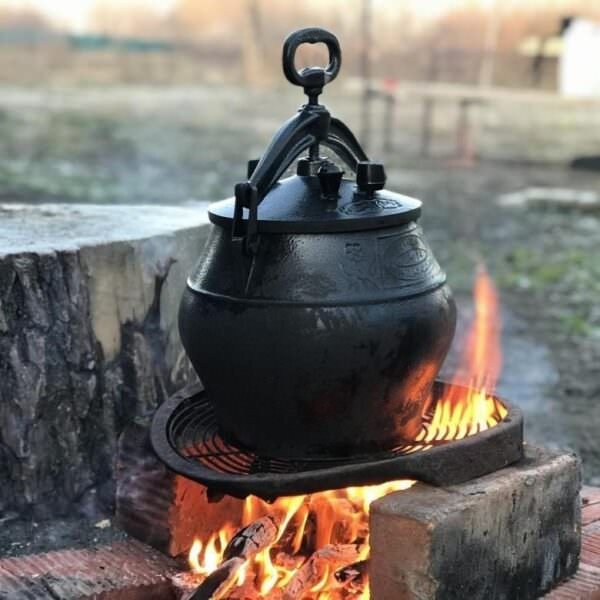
left=185, top=267, right=506, bottom=599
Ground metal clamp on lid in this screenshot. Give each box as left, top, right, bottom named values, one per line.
left=232, top=27, right=372, bottom=255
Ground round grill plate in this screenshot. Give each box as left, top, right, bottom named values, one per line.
left=151, top=381, right=523, bottom=500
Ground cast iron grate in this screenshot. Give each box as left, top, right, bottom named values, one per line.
left=152, top=381, right=523, bottom=500
left=169, top=393, right=506, bottom=476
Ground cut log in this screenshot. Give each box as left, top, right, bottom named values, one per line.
left=282, top=544, right=363, bottom=600
left=0, top=202, right=209, bottom=518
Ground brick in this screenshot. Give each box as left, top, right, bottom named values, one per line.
left=545, top=503, right=600, bottom=599
left=544, top=563, right=600, bottom=599
left=0, top=540, right=179, bottom=599
left=581, top=529, right=600, bottom=569
left=583, top=504, right=600, bottom=527
left=115, top=422, right=244, bottom=557
left=583, top=487, right=600, bottom=508
left=370, top=446, right=581, bottom=600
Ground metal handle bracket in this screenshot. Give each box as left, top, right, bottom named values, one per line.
left=231, top=27, right=370, bottom=256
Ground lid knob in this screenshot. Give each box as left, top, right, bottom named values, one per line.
left=317, top=161, right=344, bottom=199
left=356, top=161, right=386, bottom=196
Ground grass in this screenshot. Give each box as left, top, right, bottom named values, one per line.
left=496, top=237, right=600, bottom=337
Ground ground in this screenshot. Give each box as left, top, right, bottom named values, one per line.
left=1, top=84, right=599, bottom=555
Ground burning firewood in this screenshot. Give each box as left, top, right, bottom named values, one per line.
left=334, top=559, right=369, bottom=590
left=171, top=572, right=203, bottom=599
left=281, top=543, right=363, bottom=600
left=185, top=556, right=246, bottom=600
left=223, top=515, right=280, bottom=561
left=226, top=577, right=265, bottom=600
left=229, top=586, right=284, bottom=600
left=182, top=515, right=282, bottom=599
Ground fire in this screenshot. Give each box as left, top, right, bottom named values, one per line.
left=188, top=480, right=412, bottom=598
left=188, top=267, right=506, bottom=598
left=432, top=264, right=507, bottom=438
left=189, top=525, right=237, bottom=577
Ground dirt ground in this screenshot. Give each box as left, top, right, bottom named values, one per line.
left=1, top=84, right=599, bottom=556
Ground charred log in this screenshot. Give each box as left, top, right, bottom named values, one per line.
left=187, top=557, right=246, bottom=600
left=334, top=559, right=369, bottom=589
left=223, top=515, right=280, bottom=561
left=282, top=543, right=363, bottom=600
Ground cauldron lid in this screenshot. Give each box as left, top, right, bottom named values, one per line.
left=208, top=175, right=421, bottom=234
left=218, top=28, right=422, bottom=253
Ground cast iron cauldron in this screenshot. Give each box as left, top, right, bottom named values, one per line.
left=179, top=28, right=456, bottom=459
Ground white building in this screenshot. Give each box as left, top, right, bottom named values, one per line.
left=560, top=18, right=600, bottom=98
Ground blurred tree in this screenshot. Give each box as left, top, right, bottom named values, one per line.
left=171, top=0, right=245, bottom=41
left=88, top=0, right=172, bottom=38
left=0, top=5, right=52, bottom=32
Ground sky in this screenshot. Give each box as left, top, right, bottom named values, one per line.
left=1, top=0, right=178, bottom=31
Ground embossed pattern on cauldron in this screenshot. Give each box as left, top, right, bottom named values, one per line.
left=180, top=220, right=456, bottom=459
left=178, top=27, right=457, bottom=459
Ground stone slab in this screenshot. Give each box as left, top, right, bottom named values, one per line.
left=497, top=188, right=600, bottom=212
left=370, top=446, right=581, bottom=600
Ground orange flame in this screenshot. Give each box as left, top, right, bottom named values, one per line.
left=432, top=264, right=506, bottom=440
left=188, top=266, right=506, bottom=598
left=457, top=263, right=502, bottom=392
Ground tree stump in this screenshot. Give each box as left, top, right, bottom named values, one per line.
left=0, top=202, right=210, bottom=518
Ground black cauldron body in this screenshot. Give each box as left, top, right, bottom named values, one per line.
left=179, top=28, right=456, bottom=460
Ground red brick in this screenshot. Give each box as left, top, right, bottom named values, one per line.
left=584, top=503, right=600, bottom=527
left=544, top=563, right=600, bottom=599
left=545, top=509, right=600, bottom=598
left=0, top=540, right=179, bottom=599
left=116, top=422, right=244, bottom=557
left=582, top=487, right=600, bottom=507
left=582, top=530, right=600, bottom=569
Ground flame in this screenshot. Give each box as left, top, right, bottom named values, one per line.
left=188, top=481, right=411, bottom=597
left=431, top=264, right=507, bottom=439
left=188, top=524, right=237, bottom=578
left=188, top=266, right=506, bottom=598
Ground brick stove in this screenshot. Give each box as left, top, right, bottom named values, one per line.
left=104, top=255, right=581, bottom=600
left=0, top=448, right=590, bottom=600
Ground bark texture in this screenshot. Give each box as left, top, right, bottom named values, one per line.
left=0, top=203, right=209, bottom=518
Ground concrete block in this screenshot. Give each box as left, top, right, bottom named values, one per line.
left=370, top=445, right=581, bottom=600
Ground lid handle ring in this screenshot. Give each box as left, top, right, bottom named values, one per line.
left=282, top=28, right=341, bottom=104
